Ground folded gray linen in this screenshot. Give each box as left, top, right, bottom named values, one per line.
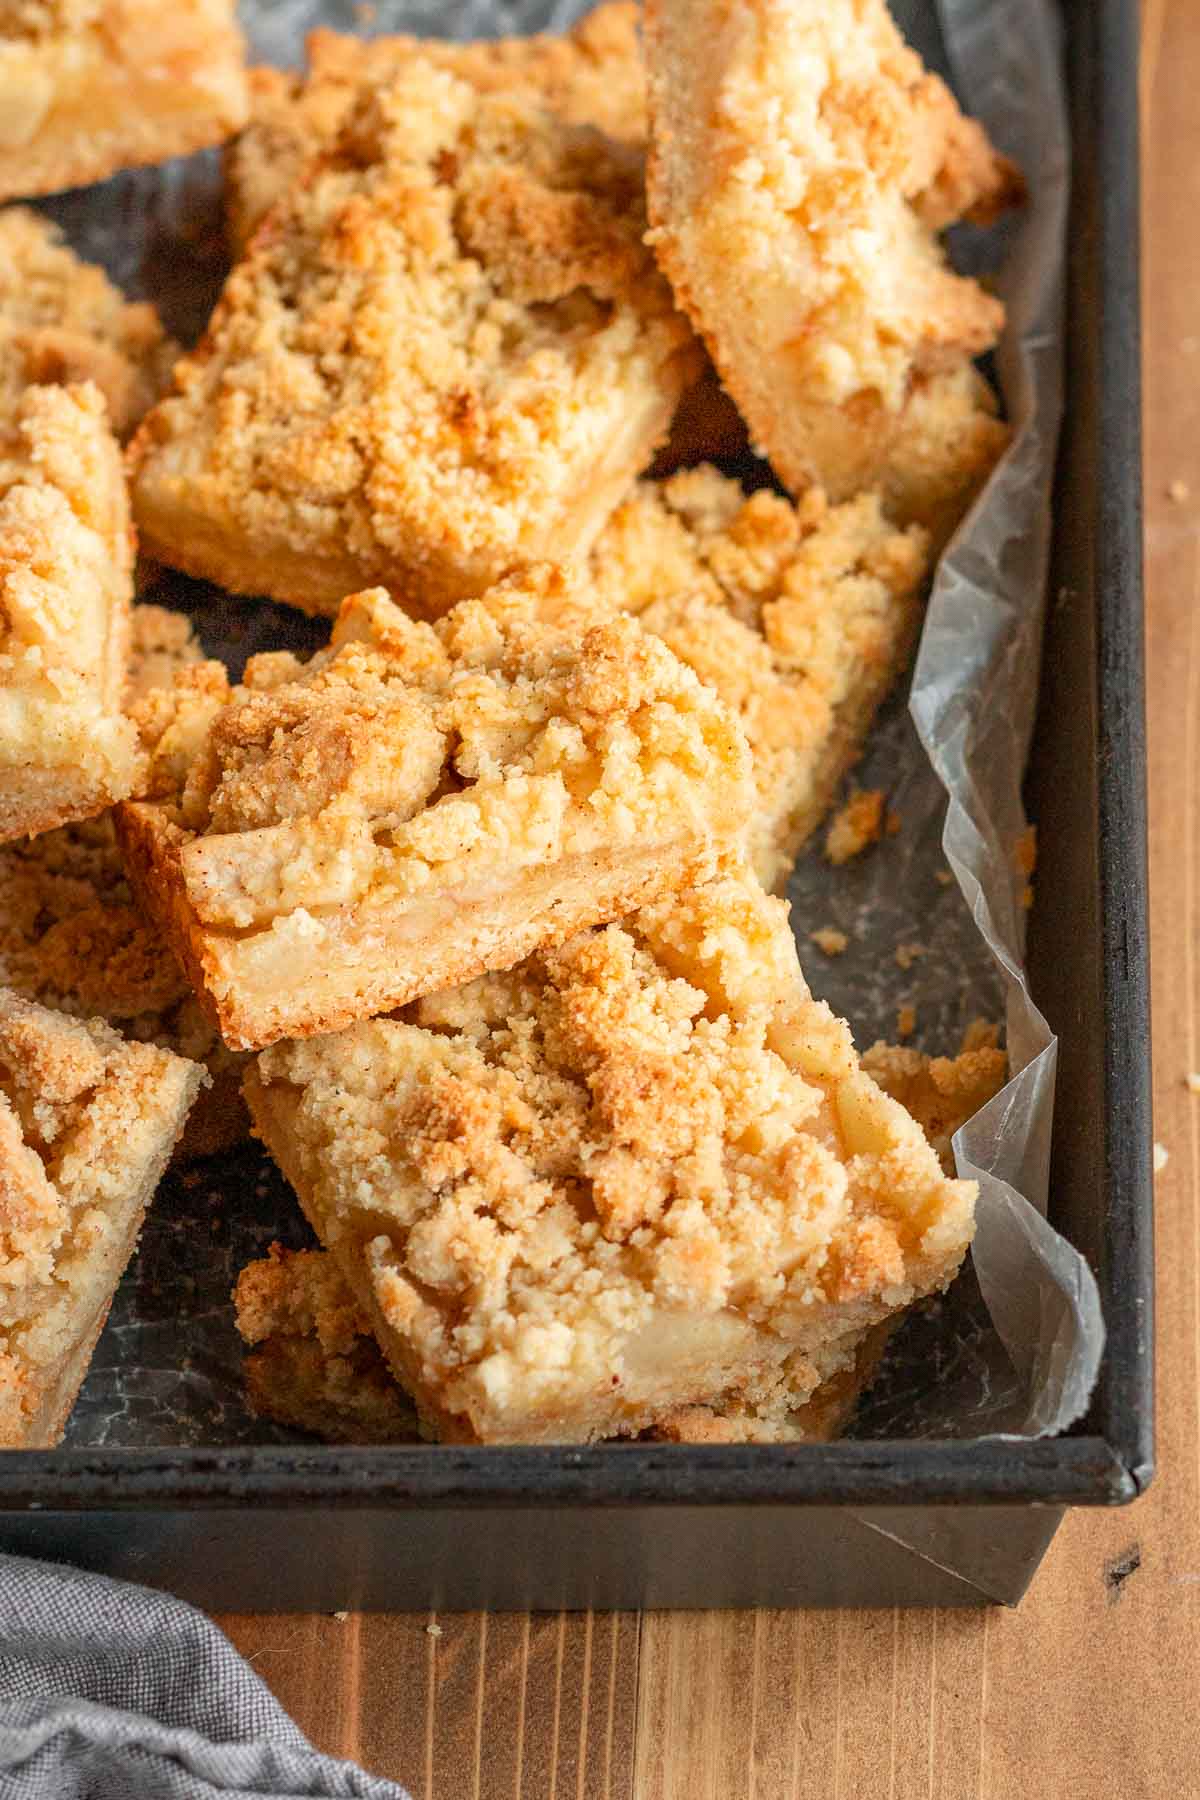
left=0, top=1553, right=410, bottom=1800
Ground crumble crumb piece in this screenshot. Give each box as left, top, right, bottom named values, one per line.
left=133, top=54, right=700, bottom=617
left=1154, top=1142, right=1170, bottom=1173
left=825, top=790, right=887, bottom=866
left=810, top=927, right=849, bottom=957
left=244, top=864, right=976, bottom=1445
left=0, top=0, right=248, bottom=204
left=1168, top=480, right=1191, bottom=504
left=896, top=1003, right=917, bottom=1040
left=426, top=1623, right=444, bottom=1639
left=935, top=867, right=954, bottom=887
left=333, top=1610, right=350, bottom=1622
left=117, top=575, right=752, bottom=1051
left=234, top=1242, right=419, bottom=1443
left=961, top=1017, right=1001, bottom=1053
left=585, top=467, right=930, bottom=890
left=894, top=942, right=926, bottom=971
left=0, top=381, right=142, bottom=842
left=1185, top=1073, right=1200, bottom=1094
left=644, top=0, right=1021, bottom=543
left=128, top=604, right=202, bottom=703
left=0, top=989, right=203, bottom=1445
left=862, top=1037, right=1007, bottom=1171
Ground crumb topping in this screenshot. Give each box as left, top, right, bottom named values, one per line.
left=586, top=465, right=929, bottom=885
left=0, top=208, right=176, bottom=435
left=133, top=57, right=698, bottom=613
left=0, top=0, right=100, bottom=43
left=861, top=1039, right=1007, bottom=1170
left=0, top=815, right=229, bottom=1068
left=131, top=577, right=750, bottom=930
left=229, top=3, right=646, bottom=250
left=248, top=867, right=975, bottom=1442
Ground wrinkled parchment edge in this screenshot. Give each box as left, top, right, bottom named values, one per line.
left=917, top=0, right=1104, bottom=1435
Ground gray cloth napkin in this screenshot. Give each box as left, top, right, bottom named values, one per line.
left=0, top=1553, right=410, bottom=1800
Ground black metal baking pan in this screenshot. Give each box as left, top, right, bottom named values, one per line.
left=0, top=0, right=1149, bottom=1611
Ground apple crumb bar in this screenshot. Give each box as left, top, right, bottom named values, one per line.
left=116, top=579, right=751, bottom=1051
left=0, top=989, right=203, bottom=1446
left=0, top=0, right=247, bottom=204
left=129, top=53, right=700, bottom=617
left=243, top=866, right=976, bottom=1445
left=0, top=380, right=141, bottom=842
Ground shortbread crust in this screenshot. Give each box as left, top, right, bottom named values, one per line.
left=0, top=380, right=141, bottom=841
left=0, top=207, right=177, bottom=436
left=0, top=0, right=248, bottom=204
left=243, top=867, right=975, bottom=1445
left=0, top=989, right=203, bottom=1446
left=131, top=58, right=699, bottom=617
left=586, top=466, right=930, bottom=889
left=116, top=579, right=751, bottom=1051
left=644, top=0, right=1021, bottom=541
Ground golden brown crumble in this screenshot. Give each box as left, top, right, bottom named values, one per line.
left=0, top=207, right=177, bottom=436
left=234, top=1243, right=419, bottom=1443
left=810, top=927, right=848, bottom=957
left=0, top=381, right=141, bottom=842
left=585, top=466, right=929, bottom=888
left=244, top=865, right=975, bottom=1445
left=0, top=0, right=248, bottom=205
left=0, top=989, right=203, bottom=1445
left=117, top=577, right=751, bottom=1050
left=824, top=789, right=887, bottom=866
left=127, top=603, right=202, bottom=703
left=861, top=1039, right=1007, bottom=1171
left=0, top=814, right=232, bottom=1071
left=131, top=59, right=699, bottom=618
left=643, top=0, right=1021, bottom=540
left=227, top=3, right=646, bottom=251
left=0, top=0, right=99, bottom=43
left=895, top=1003, right=917, bottom=1041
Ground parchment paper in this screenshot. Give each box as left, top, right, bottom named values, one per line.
left=50, top=0, right=1102, bottom=1449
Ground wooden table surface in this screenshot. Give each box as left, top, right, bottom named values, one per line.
left=213, top=7, right=1196, bottom=1794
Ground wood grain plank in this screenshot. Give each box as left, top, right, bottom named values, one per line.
left=217, top=7, right=1198, bottom=1797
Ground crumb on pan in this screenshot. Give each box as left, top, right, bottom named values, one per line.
left=825, top=789, right=887, bottom=866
